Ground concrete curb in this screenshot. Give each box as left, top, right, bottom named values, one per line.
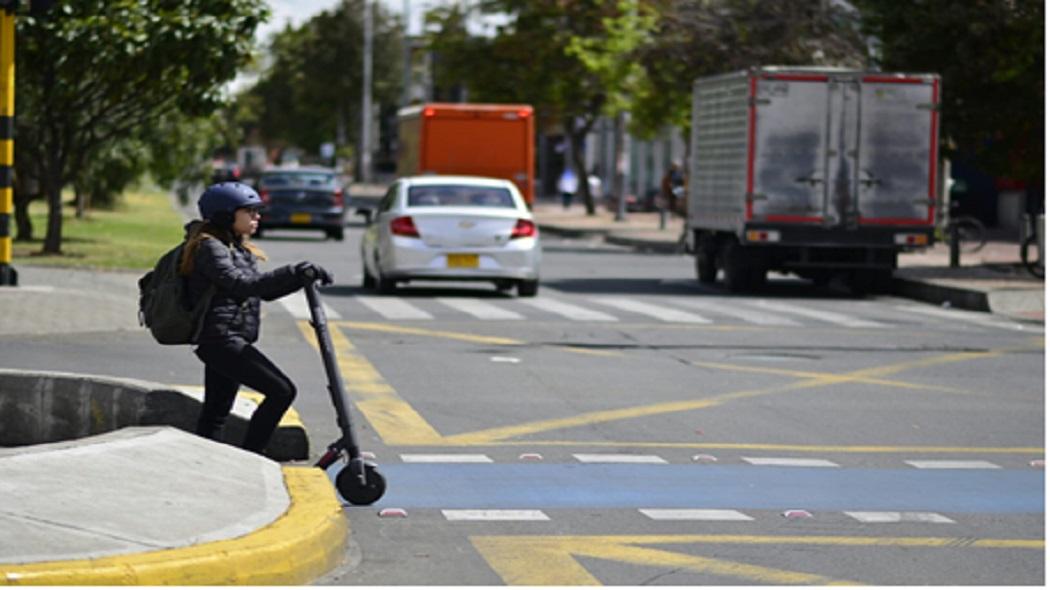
left=0, top=369, right=308, bottom=460
left=0, top=466, right=347, bottom=585
left=889, top=277, right=992, bottom=313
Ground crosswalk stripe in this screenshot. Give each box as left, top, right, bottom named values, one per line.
left=573, top=453, right=668, bottom=464
left=443, top=509, right=550, bottom=521
left=905, top=460, right=1000, bottom=469
left=436, top=298, right=525, bottom=320
left=754, top=300, right=885, bottom=327
left=845, top=511, right=955, bottom=524
left=589, top=297, right=711, bottom=323
left=400, top=454, right=493, bottom=463
left=277, top=293, right=341, bottom=320
left=355, top=296, right=434, bottom=320
left=520, top=297, right=618, bottom=321
left=742, top=457, right=840, bottom=467
left=640, top=509, right=754, bottom=521
left=893, top=304, right=1041, bottom=332
left=671, top=298, right=801, bottom=325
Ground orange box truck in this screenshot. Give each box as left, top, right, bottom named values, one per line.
left=396, top=103, right=535, bottom=204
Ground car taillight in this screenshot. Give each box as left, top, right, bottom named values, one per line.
left=258, top=189, right=270, bottom=206
left=332, top=188, right=343, bottom=207
left=390, top=216, right=419, bottom=237
left=510, top=219, right=536, bottom=239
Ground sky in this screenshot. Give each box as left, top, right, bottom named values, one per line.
left=260, top=0, right=447, bottom=42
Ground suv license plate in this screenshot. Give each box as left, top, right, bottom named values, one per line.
left=447, top=254, right=479, bottom=268
left=290, top=212, right=311, bottom=224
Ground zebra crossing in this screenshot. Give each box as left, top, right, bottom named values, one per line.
left=277, top=292, right=1041, bottom=332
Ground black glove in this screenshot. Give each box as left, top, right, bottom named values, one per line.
left=294, top=261, right=334, bottom=286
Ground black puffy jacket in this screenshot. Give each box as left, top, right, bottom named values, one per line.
left=186, top=231, right=300, bottom=348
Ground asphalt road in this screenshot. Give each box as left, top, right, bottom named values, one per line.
left=3, top=223, right=1043, bottom=585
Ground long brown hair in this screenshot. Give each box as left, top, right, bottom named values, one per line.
left=179, top=222, right=268, bottom=276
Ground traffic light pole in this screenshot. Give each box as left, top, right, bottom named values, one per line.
left=0, top=6, right=15, bottom=286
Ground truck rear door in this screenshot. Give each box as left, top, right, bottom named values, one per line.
left=751, top=73, right=832, bottom=224
left=856, top=76, right=939, bottom=226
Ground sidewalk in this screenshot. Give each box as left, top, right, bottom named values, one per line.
left=531, top=199, right=1044, bottom=323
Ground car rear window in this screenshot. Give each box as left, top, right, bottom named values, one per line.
left=260, top=173, right=336, bottom=188
left=407, top=185, right=516, bottom=208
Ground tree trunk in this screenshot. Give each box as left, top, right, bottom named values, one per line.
left=42, top=176, right=63, bottom=254
left=13, top=188, right=33, bottom=242
left=570, top=130, right=593, bottom=216
left=74, top=181, right=87, bottom=219
left=612, top=110, right=628, bottom=221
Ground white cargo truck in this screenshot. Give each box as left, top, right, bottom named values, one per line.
left=688, top=67, right=941, bottom=293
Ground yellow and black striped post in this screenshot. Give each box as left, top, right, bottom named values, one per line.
left=0, top=5, right=14, bottom=286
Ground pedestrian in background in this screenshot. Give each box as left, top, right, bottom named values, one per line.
left=179, top=182, right=333, bottom=456
left=558, top=167, right=578, bottom=209
left=660, top=160, right=686, bottom=215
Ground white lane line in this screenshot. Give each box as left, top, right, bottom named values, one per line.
left=435, top=297, right=525, bottom=320
left=845, top=511, right=955, bottom=524
left=589, top=297, right=711, bottom=323
left=742, top=457, right=840, bottom=467
left=754, top=300, right=885, bottom=328
left=355, top=296, right=434, bottom=320
left=893, top=304, right=1041, bottom=332
left=640, top=509, right=754, bottom=521
left=442, top=509, right=550, bottom=521
left=905, top=460, right=1001, bottom=469
left=400, top=454, right=493, bottom=463
left=278, top=293, right=341, bottom=320
left=573, top=453, right=668, bottom=464
left=520, top=297, right=618, bottom=322
left=671, top=298, right=801, bottom=326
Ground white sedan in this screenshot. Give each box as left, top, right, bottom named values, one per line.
left=358, top=175, right=541, bottom=296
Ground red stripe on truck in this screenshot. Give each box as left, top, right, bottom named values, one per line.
left=765, top=215, right=822, bottom=223
left=859, top=216, right=931, bottom=226
left=927, top=78, right=940, bottom=224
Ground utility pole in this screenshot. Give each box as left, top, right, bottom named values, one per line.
left=401, top=0, right=411, bottom=107
left=359, top=0, right=373, bottom=183
left=0, top=2, right=15, bottom=285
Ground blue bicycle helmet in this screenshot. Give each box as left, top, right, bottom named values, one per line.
left=198, top=182, right=263, bottom=227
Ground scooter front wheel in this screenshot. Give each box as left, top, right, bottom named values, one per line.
left=336, top=462, right=386, bottom=505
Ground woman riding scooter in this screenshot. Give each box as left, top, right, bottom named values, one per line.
left=180, top=181, right=333, bottom=455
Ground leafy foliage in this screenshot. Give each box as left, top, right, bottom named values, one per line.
left=238, top=0, right=403, bottom=164
left=857, top=0, right=1043, bottom=184
left=15, top=0, right=267, bottom=253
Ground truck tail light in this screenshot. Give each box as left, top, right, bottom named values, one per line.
left=423, top=107, right=436, bottom=117
left=332, top=187, right=344, bottom=207
left=510, top=219, right=536, bottom=239
left=895, top=233, right=928, bottom=246
left=745, top=229, right=780, bottom=243
left=390, top=216, right=420, bottom=237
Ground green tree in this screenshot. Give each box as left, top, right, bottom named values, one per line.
left=857, top=0, right=1043, bottom=185
left=428, top=0, right=634, bottom=214
left=241, top=0, right=403, bottom=170
left=632, top=0, right=867, bottom=136
left=15, top=0, right=267, bottom=253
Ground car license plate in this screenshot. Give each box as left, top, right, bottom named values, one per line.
left=290, top=212, right=311, bottom=224
left=447, top=254, right=479, bottom=268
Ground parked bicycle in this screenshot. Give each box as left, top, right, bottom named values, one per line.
left=1021, top=213, right=1043, bottom=279
left=938, top=213, right=987, bottom=254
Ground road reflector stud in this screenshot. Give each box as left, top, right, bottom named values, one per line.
left=691, top=454, right=718, bottom=463
left=782, top=509, right=813, bottom=519
left=519, top=453, right=544, bottom=461
left=379, top=508, right=408, bottom=518
left=1030, top=459, right=1044, bottom=468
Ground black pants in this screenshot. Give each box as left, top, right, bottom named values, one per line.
left=194, top=340, right=297, bottom=454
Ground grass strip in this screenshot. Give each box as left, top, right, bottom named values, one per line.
left=12, top=189, right=186, bottom=271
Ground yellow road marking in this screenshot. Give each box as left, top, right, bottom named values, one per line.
left=297, top=321, right=445, bottom=445
left=691, top=361, right=967, bottom=394
left=335, top=321, right=522, bottom=345
left=471, top=534, right=1043, bottom=586
left=446, top=349, right=1011, bottom=444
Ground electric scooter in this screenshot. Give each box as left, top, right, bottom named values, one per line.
left=303, top=278, right=386, bottom=505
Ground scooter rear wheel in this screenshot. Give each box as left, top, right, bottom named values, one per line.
left=336, top=462, right=387, bottom=505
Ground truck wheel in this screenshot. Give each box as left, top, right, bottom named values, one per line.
left=847, top=272, right=874, bottom=296
left=695, top=247, right=717, bottom=283
left=720, top=240, right=752, bottom=293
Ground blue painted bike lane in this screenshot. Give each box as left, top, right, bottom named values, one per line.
left=361, top=464, right=1044, bottom=513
